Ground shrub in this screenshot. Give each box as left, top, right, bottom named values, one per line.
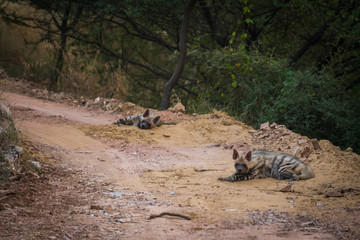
left=188, top=48, right=360, bottom=153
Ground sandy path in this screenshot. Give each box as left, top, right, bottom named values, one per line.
left=1, top=91, right=358, bottom=239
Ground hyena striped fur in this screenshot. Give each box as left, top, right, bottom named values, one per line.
left=113, top=109, right=161, bottom=129
left=218, top=149, right=315, bottom=182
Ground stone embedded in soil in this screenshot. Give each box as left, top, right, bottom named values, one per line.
left=325, top=191, right=344, bottom=198
left=206, top=143, right=221, bottom=148
left=94, top=97, right=101, bottom=104
left=279, top=183, right=293, bottom=192
left=260, top=122, right=270, bottom=130
left=30, top=160, right=42, bottom=172
left=311, top=139, right=321, bottom=150
left=346, top=147, right=353, bottom=152
left=300, top=146, right=312, bottom=158
left=298, top=139, right=307, bottom=145
left=90, top=205, right=104, bottom=210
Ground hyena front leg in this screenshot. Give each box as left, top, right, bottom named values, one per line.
left=218, top=172, right=245, bottom=182
left=277, top=169, right=298, bottom=181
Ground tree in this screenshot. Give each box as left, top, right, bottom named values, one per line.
left=160, top=0, right=196, bottom=110
left=0, top=0, right=84, bottom=89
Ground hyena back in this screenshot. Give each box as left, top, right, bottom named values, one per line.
left=218, top=149, right=315, bottom=182
left=113, top=109, right=161, bottom=129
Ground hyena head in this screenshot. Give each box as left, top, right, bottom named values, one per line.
left=137, top=109, right=161, bottom=129
left=232, top=149, right=252, bottom=175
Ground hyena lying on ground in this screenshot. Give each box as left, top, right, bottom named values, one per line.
left=218, top=149, right=315, bottom=182
left=113, top=109, right=161, bottom=129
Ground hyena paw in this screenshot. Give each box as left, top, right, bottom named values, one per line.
left=288, top=175, right=299, bottom=181
left=218, top=177, right=228, bottom=181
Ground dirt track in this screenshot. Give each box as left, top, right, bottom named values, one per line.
left=1, top=87, right=360, bottom=239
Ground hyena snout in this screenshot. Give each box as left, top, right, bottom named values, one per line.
left=139, top=120, right=151, bottom=129
left=235, top=164, right=247, bottom=174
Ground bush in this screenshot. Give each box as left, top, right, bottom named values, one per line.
left=188, top=48, right=360, bottom=153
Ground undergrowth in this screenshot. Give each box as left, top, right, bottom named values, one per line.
left=187, top=48, right=360, bottom=153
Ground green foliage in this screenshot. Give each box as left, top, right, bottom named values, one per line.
left=0, top=0, right=359, bottom=153
left=188, top=47, right=360, bottom=153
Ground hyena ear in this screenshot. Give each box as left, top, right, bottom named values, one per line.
left=143, top=109, right=150, bottom=117
left=232, top=149, right=239, bottom=160
left=153, top=116, right=161, bottom=125
left=245, top=151, right=252, bottom=162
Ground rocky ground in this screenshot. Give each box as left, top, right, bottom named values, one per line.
left=0, top=75, right=359, bottom=239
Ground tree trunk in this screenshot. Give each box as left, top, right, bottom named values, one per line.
left=289, top=23, right=329, bottom=65
left=160, top=0, right=196, bottom=110
left=50, top=3, right=71, bottom=90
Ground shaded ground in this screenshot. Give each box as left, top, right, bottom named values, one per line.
left=0, top=77, right=359, bottom=239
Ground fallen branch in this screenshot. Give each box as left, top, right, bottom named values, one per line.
left=149, top=212, right=191, bottom=220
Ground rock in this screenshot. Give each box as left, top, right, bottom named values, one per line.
left=94, top=97, right=101, bottom=104
left=311, top=139, right=321, bottom=150
left=300, top=147, right=311, bottom=158
left=30, top=160, right=42, bottom=172
left=0, top=126, right=5, bottom=134
left=345, top=147, right=353, bottom=152
left=206, top=143, right=221, bottom=148
left=293, top=146, right=300, bottom=157
left=298, top=139, right=307, bottom=145
left=103, top=205, right=114, bottom=212
left=325, top=191, right=343, bottom=198
left=169, top=102, right=186, bottom=113
left=224, top=143, right=233, bottom=149
left=0, top=103, right=12, bottom=117
left=163, top=134, right=170, bottom=138
left=279, top=183, right=293, bottom=192
left=270, top=122, right=278, bottom=128
left=5, top=146, right=23, bottom=163
left=260, top=122, right=270, bottom=131
left=90, top=205, right=104, bottom=210
left=26, top=171, right=40, bottom=179
left=0, top=203, right=10, bottom=211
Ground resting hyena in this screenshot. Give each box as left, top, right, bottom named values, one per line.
left=218, top=149, right=315, bottom=182
left=113, top=109, right=161, bottom=129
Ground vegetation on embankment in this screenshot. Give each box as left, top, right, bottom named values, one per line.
left=0, top=0, right=359, bottom=153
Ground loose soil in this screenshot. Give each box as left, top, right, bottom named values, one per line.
left=1, top=78, right=359, bottom=239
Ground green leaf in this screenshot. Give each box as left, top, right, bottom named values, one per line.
left=237, top=19, right=241, bottom=25
left=243, top=6, right=250, bottom=14
left=232, top=80, right=238, bottom=88
left=229, top=39, right=233, bottom=44
left=231, top=74, right=236, bottom=79
left=245, top=18, right=253, bottom=24
left=232, top=32, right=236, bottom=37
left=226, top=64, right=233, bottom=70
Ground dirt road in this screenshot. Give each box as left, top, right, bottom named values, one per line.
left=1, top=89, right=359, bottom=239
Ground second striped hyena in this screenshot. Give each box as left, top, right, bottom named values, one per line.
left=113, top=109, right=161, bottom=129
